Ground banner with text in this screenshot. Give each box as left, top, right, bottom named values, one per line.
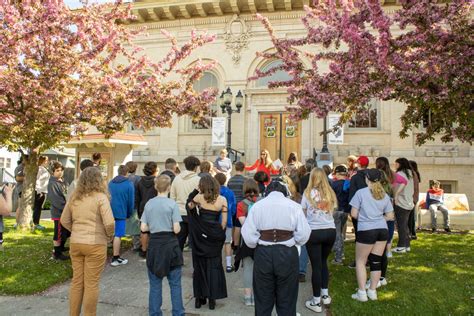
left=212, top=117, right=226, bottom=147
left=328, top=114, right=344, bottom=145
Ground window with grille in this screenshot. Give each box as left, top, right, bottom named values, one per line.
left=348, top=100, right=379, bottom=129
left=191, top=72, right=219, bottom=130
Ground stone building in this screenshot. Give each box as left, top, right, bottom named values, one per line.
left=124, top=0, right=474, bottom=205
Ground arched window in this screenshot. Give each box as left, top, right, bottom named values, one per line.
left=192, top=72, right=219, bottom=129
left=256, top=60, right=292, bottom=88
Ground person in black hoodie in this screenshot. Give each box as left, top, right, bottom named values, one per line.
left=160, top=158, right=178, bottom=184
left=136, top=161, right=159, bottom=258
left=348, top=155, right=369, bottom=268
left=48, top=161, right=70, bottom=261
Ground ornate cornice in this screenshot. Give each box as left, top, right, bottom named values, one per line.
left=125, top=0, right=404, bottom=26
left=123, top=1, right=405, bottom=31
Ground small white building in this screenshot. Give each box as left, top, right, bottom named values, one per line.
left=0, top=147, right=20, bottom=182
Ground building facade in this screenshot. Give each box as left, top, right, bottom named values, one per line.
left=125, top=0, right=474, bottom=205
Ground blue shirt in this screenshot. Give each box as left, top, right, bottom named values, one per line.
left=220, top=186, right=236, bottom=228
left=108, top=175, right=135, bottom=220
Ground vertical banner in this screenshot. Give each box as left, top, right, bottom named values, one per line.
left=212, top=117, right=226, bottom=147
left=328, top=113, right=344, bottom=145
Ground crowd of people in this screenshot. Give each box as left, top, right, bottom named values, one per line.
left=0, top=149, right=454, bottom=316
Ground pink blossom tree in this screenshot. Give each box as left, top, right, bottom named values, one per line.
left=253, top=0, right=473, bottom=145
left=0, top=1, right=217, bottom=228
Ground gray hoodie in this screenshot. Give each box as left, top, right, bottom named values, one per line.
left=48, top=177, right=68, bottom=219
left=170, top=170, right=200, bottom=216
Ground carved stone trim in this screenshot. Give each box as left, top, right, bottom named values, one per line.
left=224, top=14, right=251, bottom=65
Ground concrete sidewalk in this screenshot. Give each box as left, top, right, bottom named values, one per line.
left=0, top=248, right=328, bottom=316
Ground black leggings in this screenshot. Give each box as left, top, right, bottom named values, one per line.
left=306, top=228, right=336, bottom=297
left=33, top=192, right=46, bottom=225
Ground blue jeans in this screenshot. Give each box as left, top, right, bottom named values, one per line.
left=148, top=267, right=185, bottom=316
left=387, top=220, right=395, bottom=243
left=299, top=245, right=309, bottom=274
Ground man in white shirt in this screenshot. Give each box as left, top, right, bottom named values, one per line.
left=33, top=155, right=50, bottom=230
left=241, top=178, right=311, bottom=316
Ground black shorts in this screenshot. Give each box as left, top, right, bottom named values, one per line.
left=53, top=219, right=71, bottom=241
left=356, top=229, right=389, bottom=245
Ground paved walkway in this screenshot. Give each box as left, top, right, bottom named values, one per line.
left=0, top=248, right=328, bottom=316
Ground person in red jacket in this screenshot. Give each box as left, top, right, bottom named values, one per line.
left=245, top=149, right=280, bottom=185
left=426, top=180, right=451, bottom=233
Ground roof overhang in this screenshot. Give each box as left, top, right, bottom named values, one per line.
left=62, top=133, right=148, bottom=148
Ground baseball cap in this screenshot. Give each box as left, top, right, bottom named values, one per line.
left=366, top=168, right=382, bottom=182
left=334, top=165, right=348, bottom=174
left=357, top=155, right=369, bottom=167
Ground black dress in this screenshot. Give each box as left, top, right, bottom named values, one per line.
left=187, top=190, right=227, bottom=300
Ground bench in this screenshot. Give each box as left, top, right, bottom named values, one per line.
left=416, top=193, right=473, bottom=230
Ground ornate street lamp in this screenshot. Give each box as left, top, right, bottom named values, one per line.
left=220, top=87, right=243, bottom=155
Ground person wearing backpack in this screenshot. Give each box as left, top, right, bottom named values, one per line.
left=234, top=179, right=260, bottom=306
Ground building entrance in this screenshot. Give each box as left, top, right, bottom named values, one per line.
left=259, top=112, right=301, bottom=162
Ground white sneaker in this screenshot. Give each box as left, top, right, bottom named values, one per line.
left=351, top=290, right=368, bottom=302
left=365, top=279, right=381, bottom=289
left=393, top=247, right=406, bottom=253
left=406, top=247, right=411, bottom=252
left=386, top=251, right=393, bottom=258
left=111, top=257, right=128, bottom=266
left=367, top=289, right=377, bottom=301
left=380, top=277, right=388, bottom=286
left=321, top=295, right=331, bottom=305
left=244, top=296, right=253, bottom=306
left=305, top=300, right=322, bottom=313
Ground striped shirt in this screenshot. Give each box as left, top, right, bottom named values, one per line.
left=227, top=174, right=246, bottom=203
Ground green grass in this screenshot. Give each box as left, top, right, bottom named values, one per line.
left=328, top=231, right=474, bottom=315
left=0, top=218, right=72, bottom=295
left=1, top=216, right=473, bottom=315
left=0, top=218, right=131, bottom=295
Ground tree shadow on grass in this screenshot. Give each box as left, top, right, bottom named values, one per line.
left=327, top=232, right=474, bottom=315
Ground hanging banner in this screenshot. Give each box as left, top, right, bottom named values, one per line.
left=264, top=117, right=277, bottom=138
left=285, top=125, right=296, bottom=138
left=211, top=117, right=226, bottom=147
left=328, top=113, right=344, bottom=145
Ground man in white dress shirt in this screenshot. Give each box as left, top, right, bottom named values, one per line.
left=242, top=178, right=311, bottom=316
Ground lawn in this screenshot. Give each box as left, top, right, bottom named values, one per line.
left=0, top=217, right=131, bottom=295
left=1, top=216, right=473, bottom=316
left=327, top=231, right=474, bottom=315
left=0, top=218, right=72, bottom=295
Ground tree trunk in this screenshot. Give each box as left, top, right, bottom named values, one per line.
left=17, top=151, right=39, bottom=230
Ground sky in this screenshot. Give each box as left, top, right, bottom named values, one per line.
left=64, top=0, right=119, bottom=9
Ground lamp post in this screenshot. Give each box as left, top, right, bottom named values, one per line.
left=322, top=115, right=329, bottom=153
left=219, top=87, right=243, bottom=155
left=316, top=114, right=332, bottom=168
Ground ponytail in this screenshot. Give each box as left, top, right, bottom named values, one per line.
left=369, top=181, right=386, bottom=200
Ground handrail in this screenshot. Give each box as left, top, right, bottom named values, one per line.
left=228, top=147, right=245, bottom=163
